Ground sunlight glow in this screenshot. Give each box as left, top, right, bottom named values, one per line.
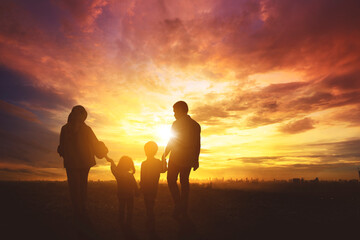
left=156, top=125, right=174, bottom=146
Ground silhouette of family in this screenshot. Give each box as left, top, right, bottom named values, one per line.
left=57, top=101, right=201, bottom=240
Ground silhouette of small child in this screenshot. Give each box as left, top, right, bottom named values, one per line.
left=106, top=155, right=139, bottom=234
left=140, top=141, right=167, bottom=235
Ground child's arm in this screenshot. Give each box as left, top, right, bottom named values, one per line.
left=130, top=174, right=140, bottom=197
left=140, top=163, right=144, bottom=190
left=106, top=156, right=119, bottom=177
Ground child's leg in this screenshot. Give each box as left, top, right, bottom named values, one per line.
left=144, top=196, right=156, bottom=232
left=144, top=196, right=155, bottom=220
left=125, top=196, right=134, bottom=227
left=118, top=198, right=126, bottom=225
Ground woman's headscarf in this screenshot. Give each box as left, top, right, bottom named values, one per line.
left=67, top=105, right=87, bottom=131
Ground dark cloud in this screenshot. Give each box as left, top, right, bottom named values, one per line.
left=195, top=68, right=360, bottom=129
left=0, top=66, right=75, bottom=111
left=229, top=139, right=360, bottom=166
left=193, top=104, right=230, bottom=124
left=0, top=103, right=61, bottom=168
left=0, top=100, right=39, bottom=123
left=332, top=107, right=360, bottom=126
left=211, top=161, right=359, bottom=180
left=308, top=139, right=360, bottom=158
left=278, top=117, right=315, bottom=134
left=229, top=156, right=282, bottom=164
left=263, top=82, right=309, bottom=93
left=2, top=0, right=360, bottom=78
left=53, top=0, right=108, bottom=33
left=109, top=0, right=360, bottom=75
left=0, top=167, right=65, bottom=180
left=321, top=71, right=360, bottom=91
left=289, top=162, right=359, bottom=170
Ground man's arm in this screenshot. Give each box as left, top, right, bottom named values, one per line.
left=193, top=124, right=201, bottom=171
left=160, top=159, right=167, bottom=173
left=162, top=143, right=171, bottom=160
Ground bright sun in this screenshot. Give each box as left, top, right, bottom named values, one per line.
left=156, top=125, right=174, bottom=146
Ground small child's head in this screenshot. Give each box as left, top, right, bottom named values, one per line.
left=144, top=141, right=158, bottom=158
left=117, top=155, right=135, bottom=174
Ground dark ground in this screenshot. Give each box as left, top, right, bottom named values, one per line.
left=1, top=181, right=360, bottom=240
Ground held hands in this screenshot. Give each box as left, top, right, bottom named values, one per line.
left=162, top=153, right=168, bottom=171
left=105, top=155, right=113, bottom=163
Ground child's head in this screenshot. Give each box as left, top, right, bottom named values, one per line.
left=117, top=155, right=135, bottom=174
left=144, top=141, right=158, bottom=157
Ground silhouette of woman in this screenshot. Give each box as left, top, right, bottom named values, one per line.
left=57, top=105, right=108, bottom=224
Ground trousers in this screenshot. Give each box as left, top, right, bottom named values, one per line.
left=167, top=162, right=192, bottom=215
left=66, top=168, right=90, bottom=218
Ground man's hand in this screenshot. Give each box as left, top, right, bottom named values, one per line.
left=193, top=161, right=199, bottom=171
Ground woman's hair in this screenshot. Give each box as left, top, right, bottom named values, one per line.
left=117, top=155, right=135, bottom=174
left=68, top=105, right=87, bottom=124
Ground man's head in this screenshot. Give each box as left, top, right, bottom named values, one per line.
left=173, top=101, right=188, bottom=120
left=144, top=141, right=158, bottom=157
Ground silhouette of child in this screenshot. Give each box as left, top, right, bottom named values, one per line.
left=140, top=141, right=167, bottom=235
left=106, top=155, right=139, bottom=234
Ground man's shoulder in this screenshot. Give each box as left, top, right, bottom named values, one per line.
left=192, top=118, right=200, bottom=127
left=188, top=116, right=201, bottom=129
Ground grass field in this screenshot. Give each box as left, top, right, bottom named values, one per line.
left=1, top=181, right=360, bottom=239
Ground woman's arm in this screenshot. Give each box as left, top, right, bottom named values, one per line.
left=140, top=163, right=144, bottom=189
left=57, top=126, right=65, bottom=157
left=88, top=126, right=108, bottom=158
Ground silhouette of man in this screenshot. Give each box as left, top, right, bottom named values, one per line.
left=162, top=101, right=201, bottom=220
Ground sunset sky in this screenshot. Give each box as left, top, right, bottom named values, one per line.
left=0, top=0, right=359, bottom=181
